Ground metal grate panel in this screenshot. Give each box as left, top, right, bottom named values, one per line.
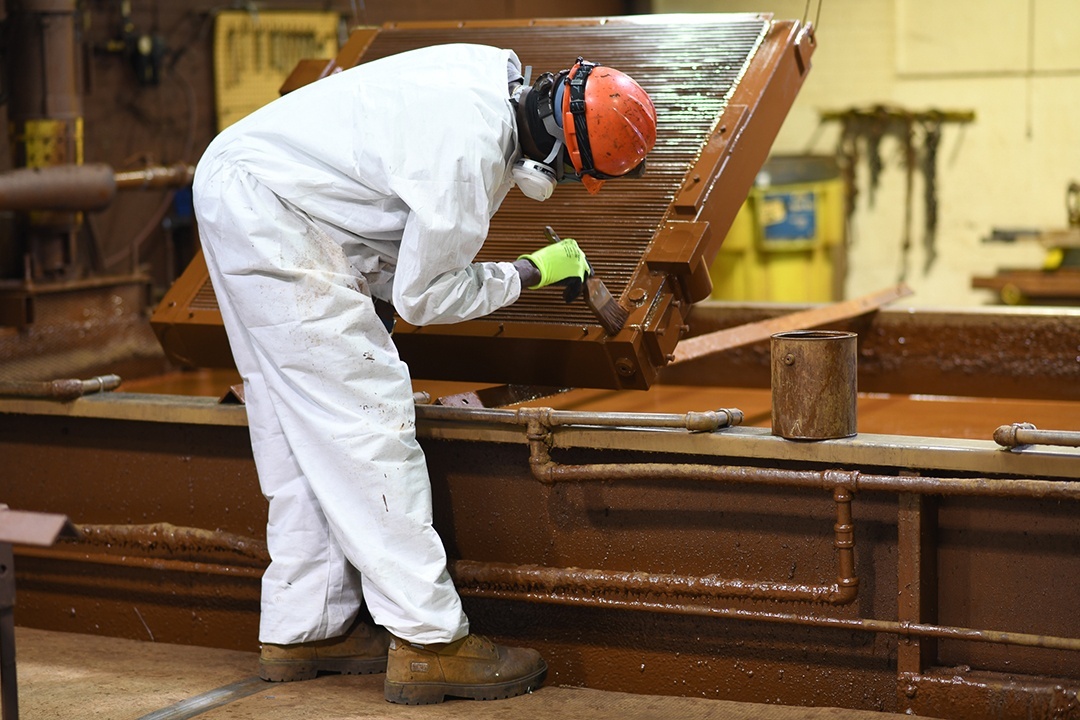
left=152, top=14, right=816, bottom=390
left=364, top=18, right=769, bottom=325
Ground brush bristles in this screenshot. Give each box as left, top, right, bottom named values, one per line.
left=584, top=277, right=629, bottom=335
left=594, top=301, right=629, bottom=336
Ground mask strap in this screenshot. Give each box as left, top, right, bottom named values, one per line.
left=536, top=71, right=568, bottom=143
left=541, top=138, right=563, bottom=166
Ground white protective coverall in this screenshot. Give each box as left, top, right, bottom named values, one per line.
left=192, top=44, right=525, bottom=645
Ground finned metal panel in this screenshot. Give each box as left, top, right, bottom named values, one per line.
left=365, top=17, right=769, bottom=326
left=152, top=14, right=817, bottom=389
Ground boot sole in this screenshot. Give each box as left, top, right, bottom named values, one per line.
left=383, top=663, right=547, bottom=705
left=260, top=656, right=388, bottom=682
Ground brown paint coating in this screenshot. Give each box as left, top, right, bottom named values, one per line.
left=672, top=285, right=911, bottom=364
left=450, top=479, right=858, bottom=607
left=3, top=18, right=1075, bottom=715
left=667, top=303, right=1080, bottom=401
left=900, top=670, right=1080, bottom=718
left=0, top=279, right=167, bottom=378
left=770, top=331, right=858, bottom=440
left=152, top=15, right=817, bottom=390
left=7, top=307, right=1080, bottom=720
left=5, top=385, right=1080, bottom=719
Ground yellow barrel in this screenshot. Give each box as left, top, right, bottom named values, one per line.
left=710, top=155, right=844, bottom=302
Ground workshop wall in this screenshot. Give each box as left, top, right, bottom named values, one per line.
left=655, top=0, right=1080, bottom=307
left=15, top=1, right=1075, bottom=309
left=1, top=0, right=638, bottom=298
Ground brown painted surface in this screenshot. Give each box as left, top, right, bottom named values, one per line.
left=0, top=280, right=168, bottom=381
left=113, top=366, right=1080, bottom=441
left=151, top=15, right=818, bottom=390
left=4, top=356, right=1080, bottom=719
left=2, top=10, right=1079, bottom=710
left=666, top=302, right=1080, bottom=401
left=770, top=331, right=858, bottom=440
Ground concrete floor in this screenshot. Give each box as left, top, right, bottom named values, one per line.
left=10, top=627, right=936, bottom=720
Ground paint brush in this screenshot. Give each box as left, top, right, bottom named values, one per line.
left=584, top=275, right=629, bottom=335
left=543, top=225, right=629, bottom=335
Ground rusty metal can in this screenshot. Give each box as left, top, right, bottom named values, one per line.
left=771, top=330, right=857, bottom=440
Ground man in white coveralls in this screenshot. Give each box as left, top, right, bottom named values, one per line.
left=192, top=42, right=656, bottom=705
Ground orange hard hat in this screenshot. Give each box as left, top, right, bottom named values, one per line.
left=560, top=59, right=657, bottom=195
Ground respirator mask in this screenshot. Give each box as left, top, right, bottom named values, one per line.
left=511, top=69, right=570, bottom=202
left=512, top=147, right=562, bottom=202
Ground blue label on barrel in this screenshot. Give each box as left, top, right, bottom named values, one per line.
left=762, top=190, right=816, bottom=240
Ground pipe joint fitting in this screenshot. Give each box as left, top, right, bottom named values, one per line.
left=685, top=408, right=744, bottom=432
left=826, top=471, right=858, bottom=496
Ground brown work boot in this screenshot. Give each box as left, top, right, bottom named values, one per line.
left=384, top=634, right=546, bottom=704
left=259, top=620, right=392, bottom=682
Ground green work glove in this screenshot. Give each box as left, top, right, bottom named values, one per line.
left=519, top=230, right=592, bottom=302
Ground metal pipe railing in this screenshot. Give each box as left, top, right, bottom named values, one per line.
left=453, top=482, right=858, bottom=607
left=13, top=546, right=264, bottom=580
left=995, top=422, right=1080, bottom=449
left=77, top=522, right=267, bottom=562
left=416, top=403, right=744, bottom=433
left=435, top=404, right=1080, bottom=653
left=19, top=526, right=1080, bottom=655
left=113, top=163, right=194, bottom=191
left=15, top=522, right=267, bottom=580
left=420, top=403, right=1080, bottom=500
left=14, top=404, right=1080, bottom=657
left=0, top=374, right=120, bottom=401
left=528, top=452, right=1080, bottom=502
left=451, top=583, right=1080, bottom=653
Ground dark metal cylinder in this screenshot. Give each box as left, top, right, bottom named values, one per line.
left=0, top=165, right=116, bottom=212
left=771, top=330, right=857, bottom=440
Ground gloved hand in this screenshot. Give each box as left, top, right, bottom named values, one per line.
left=519, top=228, right=593, bottom=302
